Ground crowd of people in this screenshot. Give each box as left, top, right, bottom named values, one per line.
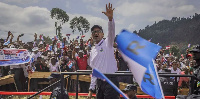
left=0, top=30, right=195, bottom=95
left=0, top=3, right=198, bottom=99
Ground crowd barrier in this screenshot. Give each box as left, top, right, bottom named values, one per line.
left=60, top=71, right=199, bottom=99
left=0, top=91, right=175, bottom=98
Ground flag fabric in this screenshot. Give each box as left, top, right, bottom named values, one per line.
left=162, top=57, right=167, bottom=65
left=55, top=36, right=58, bottom=40
left=66, top=34, right=71, bottom=36
left=148, top=38, right=152, bottom=42
left=181, top=54, right=184, bottom=59
left=188, top=44, right=191, bottom=48
left=116, top=30, right=163, bottom=99
left=3, top=40, right=10, bottom=45
left=81, top=35, right=85, bottom=38
left=92, top=69, right=129, bottom=99
left=76, top=36, right=79, bottom=39
left=166, top=46, right=170, bottom=50
left=39, top=35, right=44, bottom=40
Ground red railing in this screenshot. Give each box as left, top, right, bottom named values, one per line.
left=0, top=91, right=175, bottom=99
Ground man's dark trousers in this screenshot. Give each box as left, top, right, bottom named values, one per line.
left=96, top=76, right=119, bottom=99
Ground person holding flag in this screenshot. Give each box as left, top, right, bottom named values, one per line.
left=87, top=3, right=118, bottom=99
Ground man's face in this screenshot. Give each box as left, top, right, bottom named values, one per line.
left=67, top=51, right=72, bottom=58
left=172, top=62, right=178, bottom=69
left=78, top=52, right=83, bottom=58
left=126, top=90, right=136, bottom=98
left=80, top=39, right=83, bottom=44
left=91, top=28, right=104, bottom=43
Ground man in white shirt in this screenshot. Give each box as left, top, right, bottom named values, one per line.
left=88, top=3, right=118, bottom=99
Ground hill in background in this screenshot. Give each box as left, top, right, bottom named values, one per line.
left=136, top=13, right=200, bottom=54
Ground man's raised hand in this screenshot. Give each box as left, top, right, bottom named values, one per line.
left=102, top=3, right=115, bottom=21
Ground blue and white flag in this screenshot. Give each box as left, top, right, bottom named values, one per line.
left=92, top=69, right=129, bottom=99
left=3, top=40, right=10, bottom=45
left=0, top=49, right=31, bottom=66
left=116, top=30, right=164, bottom=99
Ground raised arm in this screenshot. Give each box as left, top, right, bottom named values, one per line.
left=102, top=3, right=115, bottom=47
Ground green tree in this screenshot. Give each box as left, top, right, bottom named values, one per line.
left=169, top=45, right=180, bottom=57
left=50, top=8, right=69, bottom=40
left=70, top=16, right=90, bottom=35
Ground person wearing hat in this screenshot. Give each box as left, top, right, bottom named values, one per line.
left=48, top=73, right=69, bottom=99
left=123, top=84, right=137, bottom=99
left=189, top=45, right=200, bottom=94
left=88, top=3, right=119, bottom=99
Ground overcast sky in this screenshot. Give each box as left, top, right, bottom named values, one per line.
left=0, top=0, right=200, bottom=42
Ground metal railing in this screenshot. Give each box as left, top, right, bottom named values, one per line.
left=60, top=71, right=200, bottom=99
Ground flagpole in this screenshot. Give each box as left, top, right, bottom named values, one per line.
left=153, top=60, right=165, bottom=99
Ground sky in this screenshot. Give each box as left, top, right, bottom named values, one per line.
left=0, top=0, right=200, bottom=43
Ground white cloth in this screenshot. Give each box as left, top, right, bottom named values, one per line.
left=89, top=19, right=117, bottom=90
left=49, top=62, right=59, bottom=72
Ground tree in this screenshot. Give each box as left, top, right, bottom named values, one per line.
left=169, top=45, right=180, bottom=57
left=70, top=16, right=90, bottom=35
left=50, top=8, right=69, bottom=40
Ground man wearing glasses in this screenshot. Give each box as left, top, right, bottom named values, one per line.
left=88, top=3, right=119, bottom=99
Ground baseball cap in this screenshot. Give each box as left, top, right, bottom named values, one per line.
left=91, top=25, right=103, bottom=33
left=123, top=84, right=137, bottom=92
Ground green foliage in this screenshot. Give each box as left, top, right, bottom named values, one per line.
left=43, top=35, right=52, bottom=44
left=70, top=16, right=90, bottom=35
left=138, top=13, right=200, bottom=53
left=169, top=45, right=180, bottom=57
left=50, top=8, right=69, bottom=24
left=50, top=8, right=69, bottom=40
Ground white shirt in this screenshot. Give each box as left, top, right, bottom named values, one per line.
left=49, top=62, right=60, bottom=72
left=89, top=19, right=117, bottom=90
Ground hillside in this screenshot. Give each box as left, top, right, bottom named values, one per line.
left=137, top=13, right=200, bottom=52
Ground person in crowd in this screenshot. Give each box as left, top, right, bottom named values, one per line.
left=48, top=57, right=60, bottom=72
left=74, top=50, right=89, bottom=93
left=123, top=84, right=137, bottom=99
left=115, top=49, right=132, bottom=84
left=178, top=67, right=189, bottom=88
left=171, top=61, right=181, bottom=75
left=88, top=3, right=119, bottom=99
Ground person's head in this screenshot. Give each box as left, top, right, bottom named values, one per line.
left=80, top=39, right=83, bottom=44
left=67, top=50, right=72, bottom=58
left=51, top=57, right=57, bottom=65
left=78, top=50, right=84, bottom=58
left=172, top=61, right=178, bottom=70
left=123, top=84, right=137, bottom=98
left=37, top=57, right=42, bottom=63
left=189, top=45, right=200, bottom=65
left=23, top=44, right=29, bottom=49
left=91, top=25, right=104, bottom=43
left=69, top=44, right=74, bottom=50
left=74, top=46, right=80, bottom=52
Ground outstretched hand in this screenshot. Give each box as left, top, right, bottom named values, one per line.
left=102, top=3, right=115, bottom=21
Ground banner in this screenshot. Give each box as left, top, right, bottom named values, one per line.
left=0, top=49, right=31, bottom=66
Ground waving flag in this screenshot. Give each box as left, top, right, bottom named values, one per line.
left=148, top=38, right=152, bottom=42
left=92, top=69, right=128, bottom=99
left=166, top=46, right=170, bottom=50
left=66, top=34, right=71, bottom=36
left=3, top=40, right=10, bottom=45
left=116, top=30, right=163, bottom=99
left=81, top=35, right=85, bottom=38
left=76, top=36, right=79, bottom=39
left=188, top=44, right=191, bottom=48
